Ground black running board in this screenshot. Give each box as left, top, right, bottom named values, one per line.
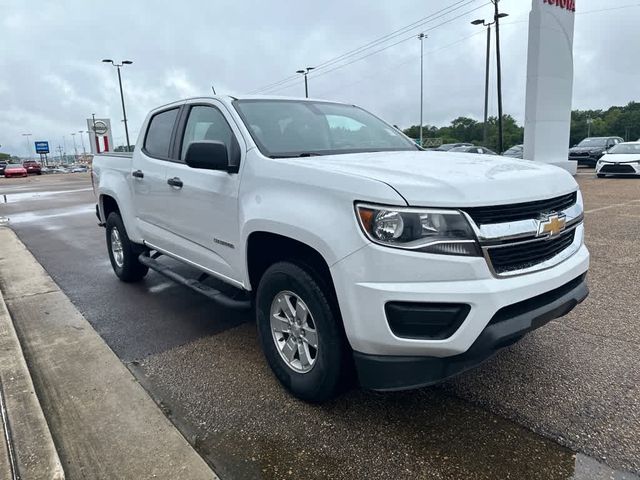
left=138, top=254, right=252, bottom=310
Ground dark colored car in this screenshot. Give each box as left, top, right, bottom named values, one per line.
left=569, top=137, right=623, bottom=167
left=23, top=160, right=42, bottom=175
left=503, top=144, right=524, bottom=159
left=3, top=164, right=28, bottom=178
left=0, top=161, right=7, bottom=176
left=434, top=142, right=473, bottom=152
left=449, top=145, right=497, bottom=155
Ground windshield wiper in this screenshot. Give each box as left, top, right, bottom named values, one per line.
left=271, top=152, right=325, bottom=158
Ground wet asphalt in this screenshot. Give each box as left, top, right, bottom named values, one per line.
left=0, top=171, right=638, bottom=479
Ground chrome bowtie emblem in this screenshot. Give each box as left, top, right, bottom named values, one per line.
left=537, top=214, right=567, bottom=238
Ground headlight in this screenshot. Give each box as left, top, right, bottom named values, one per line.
left=355, top=203, right=480, bottom=256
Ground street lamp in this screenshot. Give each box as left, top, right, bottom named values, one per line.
left=70, top=133, right=79, bottom=161
left=102, top=59, right=133, bottom=151
left=418, top=33, right=427, bottom=147
left=21, top=133, right=32, bottom=160
left=78, top=130, right=87, bottom=158
left=296, top=67, right=315, bottom=98
left=471, top=11, right=508, bottom=147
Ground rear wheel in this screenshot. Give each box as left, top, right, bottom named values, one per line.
left=105, top=212, right=148, bottom=282
left=256, top=262, right=350, bottom=402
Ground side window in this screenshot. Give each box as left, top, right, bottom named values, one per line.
left=181, top=106, right=235, bottom=160
left=144, top=108, right=179, bottom=158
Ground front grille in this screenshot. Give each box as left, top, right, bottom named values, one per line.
left=487, top=230, right=576, bottom=274
left=464, top=192, right=577, bottom=225
left=600, top=164, right=636, bottom=174
left=570, top=152, right=590, bottom=157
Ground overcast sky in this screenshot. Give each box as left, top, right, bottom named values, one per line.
left=1, top=0, right=638, bottom=157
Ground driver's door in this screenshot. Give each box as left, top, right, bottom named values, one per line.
left=160, top=102, right=245, bottom=286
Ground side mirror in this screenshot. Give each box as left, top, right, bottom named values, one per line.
left=185, top=141, right=230, bottom=171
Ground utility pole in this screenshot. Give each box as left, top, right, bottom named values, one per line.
left=625, top=125, right=632, bottom=142
left=102, top=59, right=133, bottom=151
left=57, top=146, right=64, bottom=164
left=296, top=67, right=314, bottom=98
left=493, top=0, right=505, bottom=154
left=418, top=33, right=427, bottom=147
left=21, top=133, right=33, bottom=160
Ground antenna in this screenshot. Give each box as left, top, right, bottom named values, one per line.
left=211, top=85, right=217, bottom=95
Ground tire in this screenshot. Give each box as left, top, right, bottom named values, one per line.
left=597, top=173, right=605, bottom=178
left=105, top=212, right=148, bottom=282
left=256, top=262, right=350, bottom=402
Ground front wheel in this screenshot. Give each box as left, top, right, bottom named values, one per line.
left=105, top=212, right=148, bottom=282
left=256, top=262, right=350, bottom=402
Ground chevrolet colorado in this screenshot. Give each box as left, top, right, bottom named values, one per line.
left=92, top=96, right=589, bottom=402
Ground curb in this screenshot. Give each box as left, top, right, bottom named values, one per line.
left=0, top=226, right=218, bottom=479
left=0, top=286, right=65, bottom=479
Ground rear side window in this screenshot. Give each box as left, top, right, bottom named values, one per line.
left=144, top=108, right=179, bottom=158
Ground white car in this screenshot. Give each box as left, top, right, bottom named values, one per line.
left=92, top=96, right=589, bottom=402
left=596, top=142, right=640, bottom=177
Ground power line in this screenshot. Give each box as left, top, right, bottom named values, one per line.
left=263, top=1, right=491, bottom=95
left=249, top=0, right=484, bottom=94
left=577, top=3, right=640, bottom=15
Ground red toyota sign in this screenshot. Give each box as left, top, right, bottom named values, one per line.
left=543, top=0, right=575, bottom=12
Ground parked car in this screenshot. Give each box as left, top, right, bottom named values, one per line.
left=434, top=142, right=473, bottom=152
left=503, top=144, right=524, bottom=159
left=596, top=141, right=640, bottom=178
left=0, top=161, right=7, bottom=176
left=71, top=165, right=89, bottom=173
left=3, top=164, right=28, bottom=178
left=93, top=96, right=589, bottom=402
left=23, top=160, right=42, bottom=175
left=449, top=145, right=497, bottom=155
left=569, top=137, right=623, bottom=167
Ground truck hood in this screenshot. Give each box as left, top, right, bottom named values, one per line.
left=292, top=151, right=577, bottom=207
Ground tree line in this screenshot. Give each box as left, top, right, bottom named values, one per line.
left=403, top=101, right=640, bottom=152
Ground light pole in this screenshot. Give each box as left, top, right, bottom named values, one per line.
left=492, top=0, right=506, bottom=154
left=472, top=12, right=507, bottom=147
left=102, top=59, right=133, bottom=151
left=418, top=33, right=427, bottom=147
left=57, top=146, right=64, bottom=165
left=586, top=117, right=592, bottom=137
left=296, top=67, right=314, bottom=98
left=78, top=130, right=87, bottom=158
left=70, top=133, right=79, bottom=161
left=21, top=133, right=32, bottom=160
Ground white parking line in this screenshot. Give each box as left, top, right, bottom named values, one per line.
left=584, top=199, right=640, bottom=214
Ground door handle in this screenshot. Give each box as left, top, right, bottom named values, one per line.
left=132, top=170, right=144, bottom=178
left=167, top=177, right=183, bottom=188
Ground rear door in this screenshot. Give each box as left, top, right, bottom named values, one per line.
left=131, top=105, right=181, bottom=247
left=160, top=101, right=245, bottom=286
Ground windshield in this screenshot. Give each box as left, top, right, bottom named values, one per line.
left=577, top=138, right=607, bottom=147
left=233, top=100, right=418, bottom=158
left=608, top=143, right=640, bottom=154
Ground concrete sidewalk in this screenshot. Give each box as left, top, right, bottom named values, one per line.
left=0, top=227, right=218, bottom=479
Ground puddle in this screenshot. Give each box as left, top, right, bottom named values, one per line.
left=4, top=205, right=94, bottom=224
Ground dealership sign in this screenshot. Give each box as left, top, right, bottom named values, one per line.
left=543, top=0, right=575, bottom=12
left=523, top=0, right=576, bottom=174
left=34, top=141, right=49, bottom=154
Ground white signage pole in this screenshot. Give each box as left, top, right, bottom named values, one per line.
left=523, top=0, right=576, bottom=174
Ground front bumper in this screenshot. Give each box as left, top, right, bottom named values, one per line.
left=569, top=154, right=600, bottom=166
left=354, top=274, right=588, bottom=390
left=596, top=161, right=640, bottom=176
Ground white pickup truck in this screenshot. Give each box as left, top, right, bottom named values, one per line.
left=92, top=96, right=589, bottom=402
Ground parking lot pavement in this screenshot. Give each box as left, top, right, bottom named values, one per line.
left=1, top=172, right=639, bottom=479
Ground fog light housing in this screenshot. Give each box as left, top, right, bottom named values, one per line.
left=385, top=302, right=471, bottom=340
